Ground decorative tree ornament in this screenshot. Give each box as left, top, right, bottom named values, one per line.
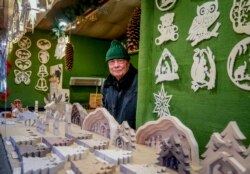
left=227, top=37, right=250, bottom=90
left=126, top=7, right=141, bottom=53
left=230, top=0, right=250, bottom=35
left=36, top=38, right=51, bottom=92
left=191, top=47, right=216, bottom=92
left=54, top=35, right=69, bottom=59
left=153, top=83, right=172, bottom=117
left=155, top=48, right=179, bottom=84
left=28, top=0, right=40, bottom=32
left=35, top=78, right=48, bottom=91
left=18, top=36, right=31, bottom=49
left=155, top=13, right=179, bottom=45
left=37, top=64, right=49, bottom=78
left=38, top=50, right=50, bottom=64
left=65, top=42, right=74, bottom=71
left=15, top=49, right=31, bottom=59
left=186, top=0, right=221, bottom=47
left=155, top=0, right=177, bottom=11
left=37, top=39, right=51, bottom=50
left=14, top=69, right=32, bottom=85
left=15, top=58, right=32, bottom=71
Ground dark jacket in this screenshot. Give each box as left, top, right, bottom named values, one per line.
left=102, top=64, right=138, bottom=129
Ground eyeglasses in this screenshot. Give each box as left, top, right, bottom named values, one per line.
left=108, top=59, right=128, bottom=66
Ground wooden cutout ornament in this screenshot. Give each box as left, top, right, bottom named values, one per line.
left=35, top=78, right=48, bottom=91
left=18, top=36, right=31, bottom=49
left=136, top=116, right=200, bottom=168
left=95, top=149, right=132, bottom=165
left=155, top=0, right=177, bottom=11
left=37, top=64, right=49, bottom=78
left=186, top=0, right=221, bottom=47
left=153, top=83, right=172, bottom=117
left=230, top=0, right=250, bottom=35
left=113, top=121, right=136, bottom=151
left=227, top=37, right=250, bottom=90
left=200, top=121, right=250, bottom=174
left=155, top=48, right=179, bottom=84
left=38, top=50, right=50, bottom=64
left=46, top=0, right=55, bottom=10
left=22, top=154, right=65, bottom=174
left=37, top=39, right=51, bottom=50
left=28, top=0, right=40, bottom=32
left=82, top=107, right=119, bottom=141
left=15, top=49, right=31, bottom=59
left=55, top=35, right=69, bottom=59
left=15, top=58, right=32, bottom=70
left=191, top=47, right=216, bottom=92
left=14, top=69, right=32, bottom=85
left=155, top=13, right=179, bottom=45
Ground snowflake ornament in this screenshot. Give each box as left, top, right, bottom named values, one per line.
left=153, top=83, right=172, bottom=117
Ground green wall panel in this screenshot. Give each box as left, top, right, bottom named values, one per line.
left=137, top=0, right=250, bottom=154
left=3, top=30, right=110, bottom=109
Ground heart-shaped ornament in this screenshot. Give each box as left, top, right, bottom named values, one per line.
left=15, top=58, right=32, bottom=70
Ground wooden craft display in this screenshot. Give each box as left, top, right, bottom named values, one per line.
left=1, top=106, right=249, bottom=174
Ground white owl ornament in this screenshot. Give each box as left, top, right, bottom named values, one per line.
left=187, top=0, right=221, bottom=47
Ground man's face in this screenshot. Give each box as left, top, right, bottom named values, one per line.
left=108, top=59, right=130, bottom=80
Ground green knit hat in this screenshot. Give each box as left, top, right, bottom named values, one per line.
left=105, top=40, right=130, bottom=62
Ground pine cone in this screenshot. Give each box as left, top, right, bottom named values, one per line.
left=65, top=42, right=74, bottom=71
left=126, top=7, right=141, bottom=53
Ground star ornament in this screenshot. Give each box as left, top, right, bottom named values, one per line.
left=153, top=83, right=172, bottom=117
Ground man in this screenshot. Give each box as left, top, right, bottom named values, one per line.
left=102, top=40, right=138, bottom=129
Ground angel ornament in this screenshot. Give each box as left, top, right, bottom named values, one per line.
left=155, top=13, right=179, bottom=45
left=187, top=0, right=221, bottom=47
left=54, top=35, right=69, bottom=59
left=191, top=47, right=216, bottom=92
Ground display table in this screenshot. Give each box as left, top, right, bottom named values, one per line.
left=0, top=113, right=177, bottom=174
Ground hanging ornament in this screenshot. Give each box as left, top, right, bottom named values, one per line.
left=14, top=69, right=32, bottom=85
left=230, top=0, right=250, bottom=35
left=18, top=36, right=31, bottom=49
left=191, top=47, right=216, bottom=92
left=155, top=48, right=179, bottom=84
left=65, top=42, right=74, bottom=71
left=186, top=0, right=221, bottom=47
left=54, top=35, right=69, bottom=59
left=227, top=37, right=250, bottom=90
left=155, top=0, right=177, bottom=11
left=153, top=83, right=172, bottom=117
left=155, top=12, right=179, bottom=45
